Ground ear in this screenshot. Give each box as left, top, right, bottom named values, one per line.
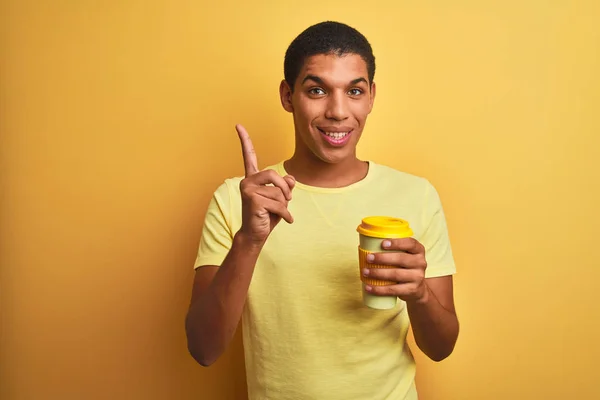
left=279, top=80, right=294, bottom=113
left=368, top=81, right=376, bottom=114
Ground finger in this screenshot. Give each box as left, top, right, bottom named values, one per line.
left=236, top=124, right=259, bottom=177
left=366, top=251, right=426, bottom=270
left=247, top=169, right=293, bottom=200
left=283, top=175, right=296, bottom=192
left=362, top=266, right=422, bottom=283
left=263, top=198, right=294, bottom=224
left=365, top=282, right=421, bottom=298
left=255, top=186, right=287, bottom=203
left=381, top=237, right=424, bottom=254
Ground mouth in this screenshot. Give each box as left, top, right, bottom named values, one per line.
left=317, top=128, right=353, bottom=146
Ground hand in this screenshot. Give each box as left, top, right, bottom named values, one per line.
left=362, top=238, right=430, bottom=303
left=236, top=124, right=295, bottom=245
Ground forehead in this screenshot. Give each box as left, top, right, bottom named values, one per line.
left=298, top=53, right=369, bottom=85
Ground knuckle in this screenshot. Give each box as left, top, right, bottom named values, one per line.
left=397, top=269, right=409, bottom=282
left=266, top=169, right=277, bottom=180
left=240, top=185, right=252, bottom=198
left=413, top=283, right=421, bottom=295
left=240, top=178, right=254, bottom=192
left=410, top=238, right=419, bottom=250
left=414, top=269, right=425, bottom=282
left=384, top=286, right=396, bottom=296
left=276, top=187, right=286, bottom=199
left=418, top=254, right=427, bottom=268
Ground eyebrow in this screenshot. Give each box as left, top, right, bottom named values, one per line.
left=301, top=75, right=369, bottom=86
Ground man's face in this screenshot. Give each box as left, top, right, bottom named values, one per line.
left=280, top=53, right=376, bottom=165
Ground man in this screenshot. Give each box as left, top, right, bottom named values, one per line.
left=186, top=21, right=459, bottom=400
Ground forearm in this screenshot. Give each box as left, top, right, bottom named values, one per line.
left=185, top=231, right=263, bottom=366
left=407, top=282, right=459, bottom=362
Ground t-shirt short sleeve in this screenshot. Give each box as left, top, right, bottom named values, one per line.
left=194, top=181, right=234, bottom=269
left=420, top=181, right=457, bottom=278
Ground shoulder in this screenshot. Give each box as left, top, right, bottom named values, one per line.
left=371, top=162, right=436, bottom=193
left=369, top=162, right=444, bottom=212
left=211, top=176, right=243, bottom=199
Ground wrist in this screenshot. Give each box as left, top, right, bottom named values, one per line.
left=234, top=230, right=266, bottom=254
left=409, top=282, right=431, bottom=306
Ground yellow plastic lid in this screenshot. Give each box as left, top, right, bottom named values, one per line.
left=356, top=216, right=413, bottom=239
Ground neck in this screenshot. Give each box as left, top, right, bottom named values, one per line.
left=284, top=147, right=369, bottom=189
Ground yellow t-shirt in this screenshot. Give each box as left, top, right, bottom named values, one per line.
left=194, top=161, right=456, bottom=400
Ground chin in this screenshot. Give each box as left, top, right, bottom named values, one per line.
left=313, top=149, right=354, bottom=165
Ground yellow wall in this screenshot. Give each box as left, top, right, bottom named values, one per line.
left=1, top=1, right=599, bottom=399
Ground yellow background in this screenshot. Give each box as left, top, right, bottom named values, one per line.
left=1, top=1, right=599, bottom=399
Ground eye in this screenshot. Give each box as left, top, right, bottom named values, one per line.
left=308, top=88, right=326, bottom=96
left=348, top=88, right=363, bottom=96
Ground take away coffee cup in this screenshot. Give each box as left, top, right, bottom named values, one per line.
left=357, top=216, right=414, bottom=310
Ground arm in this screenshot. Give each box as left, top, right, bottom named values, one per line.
left=185, top=124, right=295, bottom=367
left=185, top=231, right=262, bottom=366
left=362, top=239, right=459, bottom=361
left=406, top=275, right=458, bottom=361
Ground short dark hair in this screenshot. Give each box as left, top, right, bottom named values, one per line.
left=284, top=21, right=376, bottom=91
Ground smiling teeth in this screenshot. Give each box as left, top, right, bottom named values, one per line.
left=324, top=132, right=349, bottom=139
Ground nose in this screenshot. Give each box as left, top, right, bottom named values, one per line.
left=324, top=91, right=349, bottom=121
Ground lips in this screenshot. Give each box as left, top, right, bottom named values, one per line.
left=317, top=127, right=353, bottom=146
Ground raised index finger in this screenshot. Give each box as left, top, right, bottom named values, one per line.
left=235, top=124, right=259, bottom=177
